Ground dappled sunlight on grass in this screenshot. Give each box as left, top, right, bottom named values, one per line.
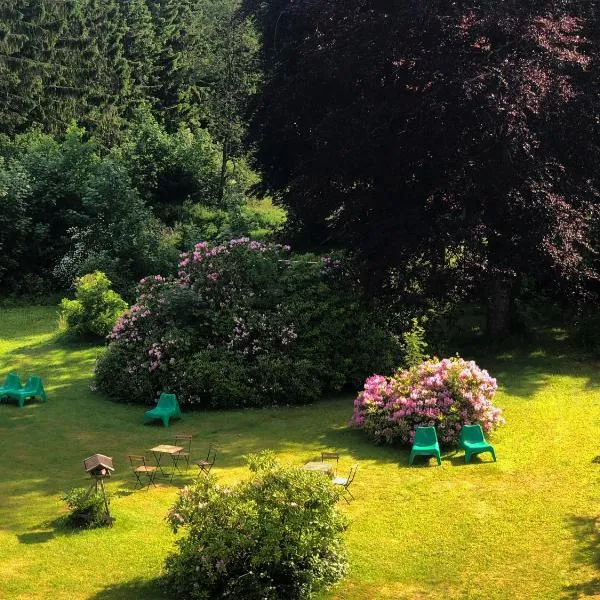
left=2, top=308, right=600, bottom=598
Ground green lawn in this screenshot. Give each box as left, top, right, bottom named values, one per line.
left=1, top=306, right=600, bottom=599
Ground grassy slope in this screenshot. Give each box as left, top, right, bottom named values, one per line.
left=1, top=307, right=600, bottom=599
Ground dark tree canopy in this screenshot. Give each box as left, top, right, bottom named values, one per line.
left=246, top=0, right=600, bottom=334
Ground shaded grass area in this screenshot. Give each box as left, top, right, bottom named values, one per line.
left=1, top=306, right=600, bottom=599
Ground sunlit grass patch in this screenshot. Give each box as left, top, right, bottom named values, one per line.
left=1, top=306, right=600, bottom=599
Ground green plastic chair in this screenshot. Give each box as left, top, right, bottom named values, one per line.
left=0, top=373, right=22, bottom=401
left=459, top=424, right=496, bottom=463
left=5, top=375, right=47, bottom=408
left=143, top=393, right=182, bottom=427
left=409, top=426, right=441, bottom=466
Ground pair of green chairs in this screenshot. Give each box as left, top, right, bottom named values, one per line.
left=0, top=373, right=47, bottom=408
left=143, top=393, right=182, bottom=427
left=409, top=425, right=496, bottom=466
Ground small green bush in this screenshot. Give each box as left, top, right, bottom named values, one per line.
left=163, top=452, right=349, bottom=599
left=60, top=271, right=128, bottom=339
left=401, top=318, right=429, bottom=367
left=60, top=487, right=111, bottom=529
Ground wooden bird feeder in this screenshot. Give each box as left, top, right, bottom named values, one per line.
left=83, top=454, right=114, bottom=479
left=82, top=454, right=114, bottom=524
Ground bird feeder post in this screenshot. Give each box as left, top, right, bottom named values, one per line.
left=83, top=454, right=115, bottom=525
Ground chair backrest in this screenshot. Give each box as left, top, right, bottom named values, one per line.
left=175, top=434, right=192, bottom=453
left=157, top=393, right=177, bottom=409
left=206, top=443, right=217, bottom=463
left=460, top=424, right=485, bottom=444
left=23, top=375, right=42, bottom=392
left=128, top=455, right=147, bottom=468
left=3, top=372, right=21, bottom=389
left=414, top=426, right=438, bottom=446
left=346, top=464, right=358, bottom=486
left=321, top=452, right=340, bottom=464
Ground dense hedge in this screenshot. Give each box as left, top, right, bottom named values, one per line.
left=95, top=239, right=399, bottom=408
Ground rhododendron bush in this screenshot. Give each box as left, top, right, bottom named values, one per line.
left=95, top=239, right=398, bottom=408
left=351, top=358, right=504, bottom=445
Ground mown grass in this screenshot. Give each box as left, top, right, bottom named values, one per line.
left=1, top=306, right=600, bottom=599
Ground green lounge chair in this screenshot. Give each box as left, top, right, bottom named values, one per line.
left=5, top=375, right=47, bottom=408
left=459, top=424, right=496, bottom=463
left=143, top=393, right=182, bottom=427
left=0, top=373, right=22, bottom=401
left=409, top=426, right=441, bottom=466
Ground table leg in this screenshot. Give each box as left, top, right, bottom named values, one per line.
left=169, top=454, right=179, bottom=482
left=153, top=452, right=168, bottom=478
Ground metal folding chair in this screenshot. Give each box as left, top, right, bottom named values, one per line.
left=195, top=443, right=217, bottom=475
left=173, top=434, right=193, bottom=471
left=321, top=451, right=340, bottom=470
left=128, top=455, right=158, bottom=489
left=332, top=464, right=358, bottom=504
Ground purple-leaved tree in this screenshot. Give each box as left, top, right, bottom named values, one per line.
left=245, top=0, right=600, bottom=335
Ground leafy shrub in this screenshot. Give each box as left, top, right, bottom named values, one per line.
left=163, top=452, right=349, bottom=599
left=95, top=240, right=399, bottom=407
left=117, top=107, right=222, bottom=225
left=401, top=318, right=429, bottom=367
left=60, top=487, right=111, bottom=529
left=60, top=271, right=128, bottom=340
left=0, top=125, right=177, bottom=296
left=351, top=357, right=505, bottom=445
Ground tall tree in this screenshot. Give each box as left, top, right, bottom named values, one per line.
left=122, top=0, right=159, bottom=111
left=0, top=1, right=73, bottom=134
left=246, top=0, right=600, bottom=335
left=79, top=0, right=131, bottom=144
left=147, top=0, right=202, bottom=129
left=189, top=0, right=261, bottom=201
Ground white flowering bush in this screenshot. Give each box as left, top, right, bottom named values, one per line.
left=163, top=452, right=349, bottom=599
left=351, top=357, right=505, bottom=445
left=95, top=239, right=398, bottom=408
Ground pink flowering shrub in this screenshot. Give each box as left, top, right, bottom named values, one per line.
left=95, top=239, right=399, bottom=408
left=351, top=357, right=504, bottom=445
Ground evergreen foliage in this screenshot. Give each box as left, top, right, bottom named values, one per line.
left=0, top=1, right=260, bottom=148
left=0, top=125, right=176, bottom=295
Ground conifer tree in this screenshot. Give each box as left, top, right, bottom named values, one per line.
left=148, top=0, right=202, bottom=129
left=0, top=1, right=66, bottom=133
left=122, top=0, right=159, bottom=111
left=80, top=0, right=131, bottom=143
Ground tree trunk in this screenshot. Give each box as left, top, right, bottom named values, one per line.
left=486, top=275, right=514, bottom=338
left=218, top=139, right=229, bottom=204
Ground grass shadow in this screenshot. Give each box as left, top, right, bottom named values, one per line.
left=16, top=516, right=91, bottom=544
left=454, top=326, right=600, bottom=400
left=17, top=530, right=56, bottom=544
left=89, top=578, right=164, bottom=600
left=563, top=515, right=600, bottom=598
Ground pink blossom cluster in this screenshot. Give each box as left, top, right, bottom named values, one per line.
left=351, top=357, right=504, bottom=445
left=177, top=239, right=291, bottom=288
left=108, top=239, right=303, bottom=362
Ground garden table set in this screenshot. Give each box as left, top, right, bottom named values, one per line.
left=150, top=444, right=184, bottom=482
left=302, top=461, right=335, bottom=477
left=127, top=434, right=216, bottom=489
left=301, top=452, right=358, bottom=504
